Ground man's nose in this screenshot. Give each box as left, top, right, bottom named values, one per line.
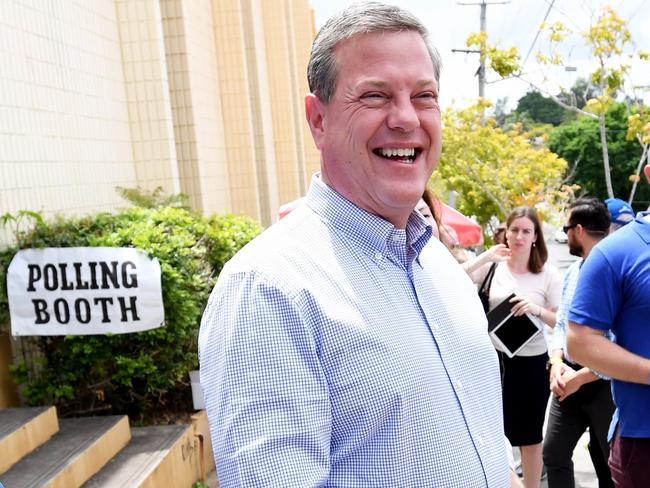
left=387, top=97, right=420, bottom=132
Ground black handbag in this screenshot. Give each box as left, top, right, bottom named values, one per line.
left=477, top=263, right=497, bottom=313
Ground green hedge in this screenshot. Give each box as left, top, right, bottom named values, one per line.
left=0, top=207, right=261, bottom=421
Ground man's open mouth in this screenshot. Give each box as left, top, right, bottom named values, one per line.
left=373, top=147, right=420, bottom=164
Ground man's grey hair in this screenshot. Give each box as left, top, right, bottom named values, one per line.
left=307, top=1, right=442, bottom=103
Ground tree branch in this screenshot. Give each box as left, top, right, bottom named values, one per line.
left=516, top=75, right=598, bottom=119
left=466, top=157, right=510, bottom=216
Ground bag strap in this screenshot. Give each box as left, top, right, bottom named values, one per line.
left=478, top=262, right=497, bottom=296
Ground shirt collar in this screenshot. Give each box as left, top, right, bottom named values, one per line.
left=305, top=174, right=432, bottom=264
left=632, top=211, right=650, bottom=244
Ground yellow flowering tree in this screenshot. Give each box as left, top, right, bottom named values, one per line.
left=466, top=5, right=649, bottom=200
left=435, top=100, right=571, bottom=227
left=626, top=108, right=650, bottom=203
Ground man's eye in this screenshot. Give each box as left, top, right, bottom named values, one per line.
left=413, top=92, right=439, bottom=107
left=362, top=92, right=386, bottom=99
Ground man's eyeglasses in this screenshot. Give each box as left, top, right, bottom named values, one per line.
left=562, top=223, right=607, bottom=236
left=562, top=224, right=576, bottom=233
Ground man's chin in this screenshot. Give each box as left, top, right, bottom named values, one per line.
left=569, top=245, right=582, bottom=257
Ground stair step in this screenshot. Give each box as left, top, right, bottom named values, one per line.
left=83, top=424, right=197, bottom=488
left=0, top=406, right=59, bottom=474
left=1, top=415, right=130, bottom=488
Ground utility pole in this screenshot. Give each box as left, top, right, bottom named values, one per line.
left=452, top=0, right=510, bottom=98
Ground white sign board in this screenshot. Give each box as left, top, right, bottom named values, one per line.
left=7, top=247, right=164, bottom=336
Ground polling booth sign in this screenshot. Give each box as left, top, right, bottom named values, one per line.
left=7, top=247, right=164, bottom=336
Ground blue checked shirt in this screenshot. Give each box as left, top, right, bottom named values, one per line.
left=552, top=258, right=611, bottom=379
left=199, top=174, right=509, bottom=487
left=551, top=259, right=582, bottom=363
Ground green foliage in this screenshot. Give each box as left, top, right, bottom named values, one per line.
left=0, top=206, right=261, bottom=420
left=548, top=102, right=650, bottom=208
left=116, top=186, right=189, bottom=209
left=515, top=91, right=569, bottom=126
left=436, top=100, right=568, bottom=227
left=557, top=78, right=598, bottom=111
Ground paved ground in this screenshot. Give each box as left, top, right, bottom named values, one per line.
left=515, top=423, right=599, bottom=488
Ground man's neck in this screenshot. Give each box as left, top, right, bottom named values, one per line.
left=582, top=236, right=604, bottom=259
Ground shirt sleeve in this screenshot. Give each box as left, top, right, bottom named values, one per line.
left=569, top=248, right=621, bottom=331
left=198, top=270, right=331, bottom=487
left=551, top=268, right=572, bottom=354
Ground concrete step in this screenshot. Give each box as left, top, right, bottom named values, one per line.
left=83, top=424, right=199, bottom=488
left=0, top=406, right=59, bottom=474
left=0, top=415, right=130, bottom=488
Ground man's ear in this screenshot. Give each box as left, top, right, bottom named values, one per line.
left=644, top=164, right=650, bottom=184
left=305, top=94, right=326, bottom=150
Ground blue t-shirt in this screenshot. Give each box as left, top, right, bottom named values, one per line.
left=569, top=212, right=650, bottom=438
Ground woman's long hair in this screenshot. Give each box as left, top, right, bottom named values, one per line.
left=421, top=187, right=441, bottom=228
left=505, top=206, right=548, bottom=273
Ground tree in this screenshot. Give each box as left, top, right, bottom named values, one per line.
left=548, top=102, right=650, bottom=209
left=467, top=6, right=650, bottom=200
left=626, top=106, right=650, bottom=206
left=435, top=100, right=569, bottom=227
left=557, top=77, right=598, bottom=110
left=515, top=90, right=568, bottom=126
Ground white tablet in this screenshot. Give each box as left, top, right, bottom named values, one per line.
left=486, top=293, right=543, bottom=358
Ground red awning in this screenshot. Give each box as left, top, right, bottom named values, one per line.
left=278, top=197, right=482, bottom=247
left=436, top=202, right=483, bottom=247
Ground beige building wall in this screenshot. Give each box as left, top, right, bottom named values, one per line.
left=258, top=0, right=320, bottom=207
left=0, top=0, right=137, bottom=243
left=162, top=0, right=231, bottom=213
left=211, top=0, right=262, bottom=220
left=0, top=0, right=317, bottom=245
left=291, top=1, right=321, bottom=180
left=116, top=0, right=180, bottom=192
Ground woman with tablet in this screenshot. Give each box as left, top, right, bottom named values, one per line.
left=471, top=206, right=561, bottom=488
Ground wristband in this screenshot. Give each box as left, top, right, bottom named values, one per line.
left=548, top=356, right=563, bottom=365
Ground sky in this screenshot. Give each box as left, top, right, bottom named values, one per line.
left=309, top=0, right=650, bottom=111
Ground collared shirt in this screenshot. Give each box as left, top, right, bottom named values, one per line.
left=551, top=259, right=582, bottom=363
left=554, top=258, right=611, bottom=378
left=199, top=174, right=510, bottom=487
left=569, top=212, right=650, bottom=438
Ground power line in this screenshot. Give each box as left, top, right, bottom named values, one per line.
left=521, top=0, right=556, bottom=69
left=452, top=0, right=510, bottom=98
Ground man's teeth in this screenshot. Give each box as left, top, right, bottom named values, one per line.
left=379, top=148, right=415, bottom=158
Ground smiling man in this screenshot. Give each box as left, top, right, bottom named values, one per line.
left=199, top=2, right=509, bottom=486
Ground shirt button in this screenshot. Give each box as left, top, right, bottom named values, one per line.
left=391, top=234, right=400, bottom=241
left=374, top=252, right=383, bottom=261
left=477, top=435, right=484, bottom=446
left=454, top=379, right=463, bottom=390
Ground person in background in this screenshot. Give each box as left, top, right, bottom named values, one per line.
left=417, top=187, right=440, bottom=237
left=567, top=170, right=650, bottom=487
left=494, top=223, right=507, bottom=245
left=604, top=197, right=635, bottom=233
left=543, top=198, right=614, bottom=488
left=440, top=222, right=470, bottom=263
left=471, top=206, right=562, bottom=488
left=418, top=189, right=510, bottom=273
left=199, top=3, right=511, bottom=486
